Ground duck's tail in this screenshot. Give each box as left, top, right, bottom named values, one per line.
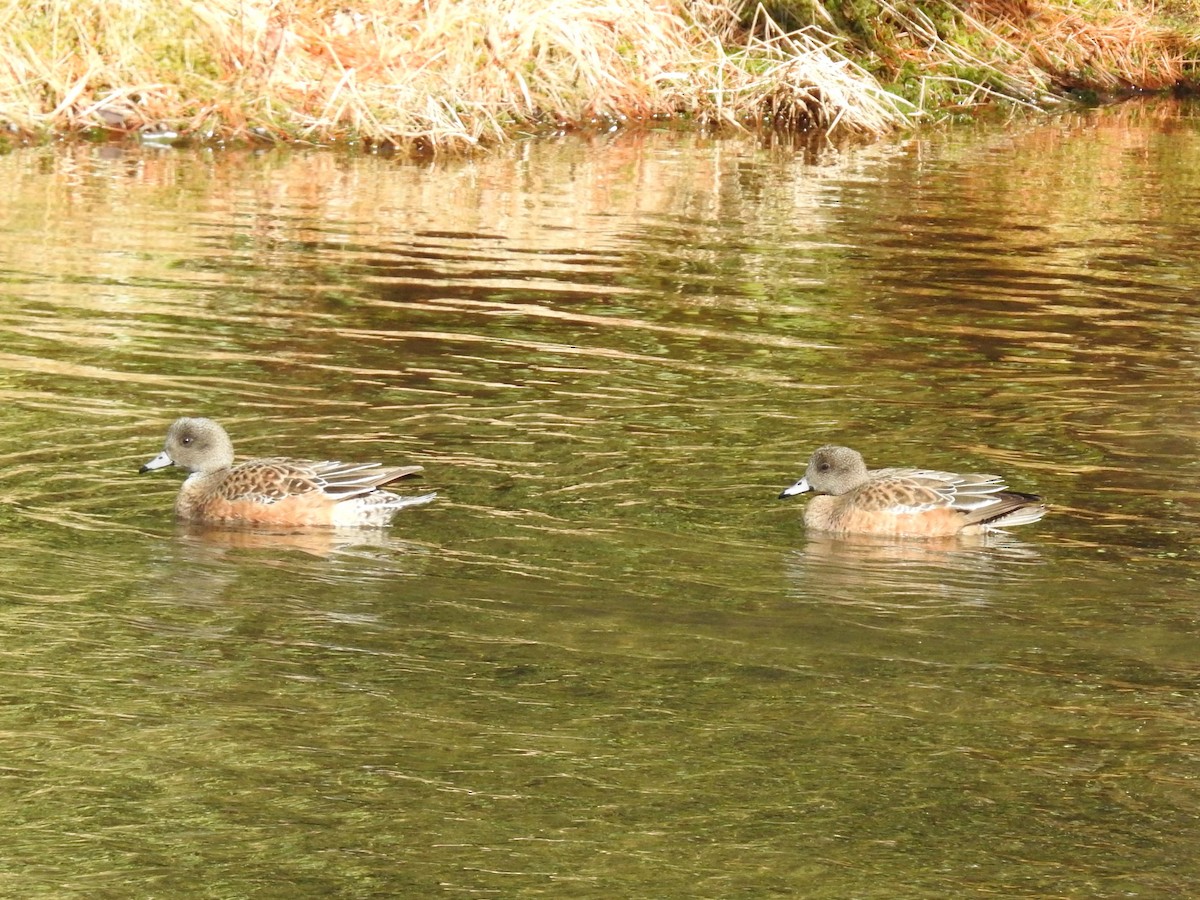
left=981, top=491, right=1045, bottom=530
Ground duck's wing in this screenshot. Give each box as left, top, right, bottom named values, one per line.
left=304, top=459, right=425, bottom=499
left=870, top=467, right=1044, bottom=528
left=857, top=468, right=1007, bottom=513
left=218, top=458, right=423, bottom=504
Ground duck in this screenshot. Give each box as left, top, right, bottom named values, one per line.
left=778, top=444, right=1044, bottom=537
left=140, top=417, right=435, bottom=527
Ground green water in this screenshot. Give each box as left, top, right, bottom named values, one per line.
left=0, top=102, right=1199, bottom=896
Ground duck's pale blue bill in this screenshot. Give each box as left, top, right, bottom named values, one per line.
left=139, top=450, right=174, bottom=473
left=778, top=477, right=811, bottom=500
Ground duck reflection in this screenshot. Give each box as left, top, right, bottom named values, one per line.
left=785, top=530, right=1043, bottom=610
left=172, top=522, right=430, bottom=559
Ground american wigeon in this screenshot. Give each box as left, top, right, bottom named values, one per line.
left=140, top=417, right=436, bottom=527
left=778, top=445, right=1045, bottom=537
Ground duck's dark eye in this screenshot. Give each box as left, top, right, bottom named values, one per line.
left=181, top=436, right=193, bottom=445
left=818, top=462, right=830, bottom=472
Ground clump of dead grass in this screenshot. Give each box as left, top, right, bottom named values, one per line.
left=703, top=5, right=917, bottom=132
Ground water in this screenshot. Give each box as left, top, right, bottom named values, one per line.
left=1, top=102, right=1199, bottom=896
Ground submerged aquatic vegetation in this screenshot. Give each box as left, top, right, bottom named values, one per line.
left=0, top=0, right=1196, bottom=151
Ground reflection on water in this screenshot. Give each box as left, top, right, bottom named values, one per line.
left=786, top=531, right=1045, bottom=607
left=169, top=521, right=434, bottom=559
left=1, top=103, right=1200, bottom=894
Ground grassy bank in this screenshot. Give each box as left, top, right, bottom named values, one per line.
left=0, top=0, right=1197, bottom=152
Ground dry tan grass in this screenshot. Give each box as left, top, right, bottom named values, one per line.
left=0, top=0, right=1194, bottom=150
left=708, top=6, right=917, bottom=132
left=838, top=0, right=1195, bottom=113
left=973, top=0, right=1190, bottom=90
left=0, top=0, right=911, bottom=148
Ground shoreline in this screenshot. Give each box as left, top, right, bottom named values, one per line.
left=1, top=0, right=1195, bottom=154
